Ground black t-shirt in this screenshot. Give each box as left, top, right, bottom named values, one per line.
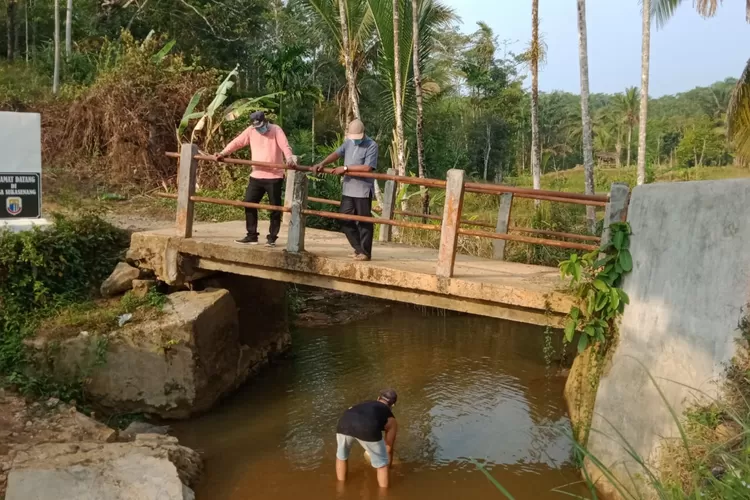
left=336, top=400, right=394, bottom=442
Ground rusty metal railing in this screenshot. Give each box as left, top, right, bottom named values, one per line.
left=163, top=145, right=630, bottom=278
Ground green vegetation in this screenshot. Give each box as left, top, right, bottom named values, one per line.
left=0, top=214, right=130, bottom=398
left=559, top=223, right=632, bottom=353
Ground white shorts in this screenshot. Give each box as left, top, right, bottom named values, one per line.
left=336, top=433, right=389, bottom=468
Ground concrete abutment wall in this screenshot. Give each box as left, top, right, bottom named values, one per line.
left=574, top=179, right=750, bottom=497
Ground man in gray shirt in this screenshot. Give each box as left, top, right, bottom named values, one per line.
left=312, top=119, right=378, bottom=261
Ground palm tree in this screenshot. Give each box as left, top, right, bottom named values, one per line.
left=306, top=0, right=372, bottom=121
left=652, top=0, right=749, bottom=24
left=392, top=0, right=406, bottom=176
left=65, top=0, right=72, bottom=59
left=338, top=0, right=361, bottom=119
left=53, top=0, right=60, bottom=94
left=652, top=0, right=750, bottom=161
left=366, top=0, right=454, bottom=166
left=617, top=87, right=639, bottom=167
left=577, top=0, right=596, bottom=232
left=637, top=0, right=651, bottom=185
left=530, top=0, right=542, bottom=193
left=411, top=0, right=429, bottom=214
left=7, top=0, right=18, bottom=60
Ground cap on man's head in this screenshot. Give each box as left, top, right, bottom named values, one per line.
left=347, top=119, right=365, bottom=140
left=250, top=111, right=267, bottom=128
left=379, top=389, right=398, bottom=406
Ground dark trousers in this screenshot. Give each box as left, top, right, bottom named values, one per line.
left=340, top=195, right=373, bottom=257
left=244, top=177, right=283, bottom=242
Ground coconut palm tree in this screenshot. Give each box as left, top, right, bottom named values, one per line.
left=338, top=0, right=361, bottom=119
left=530, top=0, right=542, bottom=193
left=306, top=0, right=372, bottom=121
left=65, top=0, right=72, bottom=58
left=366, top=0, right=454, bottom=170
left=411, top=0, right=428, bottom=213
left=392, top=0, right=406, bottom=176
left=652, top=0, right=750, bottom=160
left=577, top=0, right=596, bottom=232
left=617, top=87, right=639, bottom=167
left=7, top=0, right=18, bottom=60
left=637, top=0, right=651, bottom=185
left=53, top=0, right=60, bottom=94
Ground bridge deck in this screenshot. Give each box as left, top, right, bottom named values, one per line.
left=128, top=221, right=575, bottom=326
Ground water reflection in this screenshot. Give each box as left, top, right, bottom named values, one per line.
left=173, top=307, right=585, bottom=499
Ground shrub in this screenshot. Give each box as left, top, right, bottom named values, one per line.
left=0, top=214, right=129, bottom=377
left=44, top=31, right=218, bottom=188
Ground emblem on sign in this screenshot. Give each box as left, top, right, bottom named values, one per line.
left=6, top=197, right=22, bottom=216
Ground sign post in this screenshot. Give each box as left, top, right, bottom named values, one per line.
left=0, top=112, right=49, bottom=233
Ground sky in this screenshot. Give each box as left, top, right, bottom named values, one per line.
left=442, top=0, right=750, bottom=97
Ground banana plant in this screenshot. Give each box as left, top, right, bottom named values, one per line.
left=176, top=64, right=283, bottom=151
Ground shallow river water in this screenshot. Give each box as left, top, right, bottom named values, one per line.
left=173, top=306, right=587, bottom=499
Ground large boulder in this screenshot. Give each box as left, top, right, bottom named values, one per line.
left=100, top=262, right=141, bottom=297
left=6, top=435, right=201, bottom=500
left=29, top=288, right=288, bottom=418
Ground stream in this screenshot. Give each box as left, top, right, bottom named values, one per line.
left=172, top=305, right=587, bottom=499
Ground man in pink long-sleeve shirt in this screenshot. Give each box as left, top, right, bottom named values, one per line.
left=215, top=111, right=297, bottom=246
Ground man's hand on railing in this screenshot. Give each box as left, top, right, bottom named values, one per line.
left=286, top=155, right=299, bottom=167
left=214, top=153, right=226, bottom=162
left=331, top=166, right=347, bottom=175
left=311, top=163, right=325, bottom=175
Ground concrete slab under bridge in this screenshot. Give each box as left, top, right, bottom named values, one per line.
left=127, top=220, right=576, bottom=327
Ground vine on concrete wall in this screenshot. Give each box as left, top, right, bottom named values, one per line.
left=559, top=222, right=633, bottom=353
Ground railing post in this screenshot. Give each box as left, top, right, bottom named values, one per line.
left=492, top=193, right=514, bottom=260
left=378, top=168, right=397, bottom=242
left=286, top=170, right=308, bottom=253
left=436, top=169, right=465, bottom=278
left=176, top=143, right=198, bottom=238
left=601, top=182, right=630, bottom=246
left=282, top=169, right=297, bottom=226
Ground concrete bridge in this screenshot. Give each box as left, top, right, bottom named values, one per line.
left=127, top=145, right=630, bottom=328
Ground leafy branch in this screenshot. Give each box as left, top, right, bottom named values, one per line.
left=559, top=222, right=633, bottom=353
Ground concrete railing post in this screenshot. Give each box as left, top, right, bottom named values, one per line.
left=282, top=169, right=297, bottom=226
left=436, top=169, right=465, bottom=278
left=492, top=193, right=514, bottom=260
left=286, top=170, right=308, bottom=253
left=601, top=182, right=630, bottom=247
left=176, top=143, right=198, bottom=238
left=378, top=168, right=398, bottom=242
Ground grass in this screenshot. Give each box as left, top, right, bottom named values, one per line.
left=36, top=288, right=167, bottom=342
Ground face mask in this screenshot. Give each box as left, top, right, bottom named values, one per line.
left=256, top=124, right=269, bottom=134
left=353, top=138, right=363, bottom=146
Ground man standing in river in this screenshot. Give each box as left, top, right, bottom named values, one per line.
left=214, top=111, right=298, bottom=247
left=312, top=119, right=378, bottom=261
left=335, top=389, right=398, bottom=488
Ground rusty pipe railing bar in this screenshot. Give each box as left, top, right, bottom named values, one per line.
left=306, top=196, right=496, bottom=228
left=457, top=228, right=599, bottom=252
left=162, top=192, right=599, bottom=242
left=466, top=187, right=608, bottom=207
left=301, top=208, right=440, bottom=231
left=190, top=196, right=291, bottom=213
left=510, top=227, right=601, bottom=242
left=166, top=152, right=447, bottom=188
left=166, top=151, right=608, bottom=203
left=308, top=196, right=342, bottom=206
left=465, top=182, right=609, bottom=202
left=155, top=192, right=290, bottom=213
